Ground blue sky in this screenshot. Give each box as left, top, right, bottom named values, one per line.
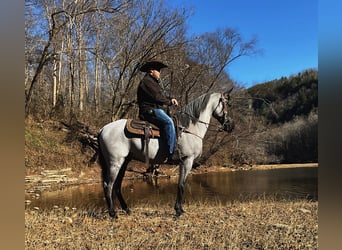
left=168, top=0, right=318, bottom=88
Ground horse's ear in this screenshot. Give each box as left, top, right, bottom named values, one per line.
left=224, top=87, right=234, bottom=97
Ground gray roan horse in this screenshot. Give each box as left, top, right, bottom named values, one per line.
left=97, top=89, right=234, bottom=218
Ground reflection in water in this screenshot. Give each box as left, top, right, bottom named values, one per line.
left=189, top=167, right=317, bottom=201
left=26, top=167, right=317, bottom=209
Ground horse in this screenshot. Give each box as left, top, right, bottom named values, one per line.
left=97, top=88, right=235, bottom=218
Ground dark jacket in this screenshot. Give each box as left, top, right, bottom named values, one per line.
left=137, top=73, right=172, bottom=117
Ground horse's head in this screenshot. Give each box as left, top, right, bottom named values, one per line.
left=213, top=88, right=235, bottom=133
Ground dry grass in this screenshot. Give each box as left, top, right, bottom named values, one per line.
left=25, top=199, right=317, bottom=249
left=25, top=119, right=94, bottom=175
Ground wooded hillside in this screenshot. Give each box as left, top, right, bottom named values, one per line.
left=196, top=69, right=317, bottom=166
left=248, top=69, right=318, bottom=124
left=233, top=69, right=318, bottom=164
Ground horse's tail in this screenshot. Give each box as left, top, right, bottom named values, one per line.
left=97, top=129, right=109, bottom=183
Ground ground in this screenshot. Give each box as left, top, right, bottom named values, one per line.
left=25, top=120, right=319, bottom=249
left=25, top=197, right=318, bottom=249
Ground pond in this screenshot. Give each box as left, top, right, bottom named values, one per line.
left=25, top=167, right=317, bottom=210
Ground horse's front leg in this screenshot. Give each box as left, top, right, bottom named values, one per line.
left=174, top=184, right=185, bottom=217
left=115, top=185, right=130, bottom=215
left=174, top=158, right=193, bottom=217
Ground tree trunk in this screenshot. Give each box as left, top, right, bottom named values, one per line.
left=94, top=54, right=100, bottom=113
left=52, top=56, right=58, bottom=107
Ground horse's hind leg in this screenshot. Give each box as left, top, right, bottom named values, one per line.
left=103, top=165, right=120, bottom=219
left=114, top=157, right=131, bottom=214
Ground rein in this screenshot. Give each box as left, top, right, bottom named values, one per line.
left=179, top=110, right=224, bottom=132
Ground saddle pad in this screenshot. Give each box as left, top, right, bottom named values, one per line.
left=126, top=119, right=160, bottom=137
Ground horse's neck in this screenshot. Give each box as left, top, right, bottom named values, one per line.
left=192, top=96, right=218, bottom=138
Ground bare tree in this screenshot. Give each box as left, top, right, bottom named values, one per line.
left=25, top=0, right=129, bottom=117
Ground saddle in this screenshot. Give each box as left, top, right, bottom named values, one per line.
left=126, top=119, right=160, bottom=137
left=125, top=117, right=181, bottom=168
left=125, top=119, right=160, bottom=169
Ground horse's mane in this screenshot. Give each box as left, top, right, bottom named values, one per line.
left=176, top=92, right=213, bottom=127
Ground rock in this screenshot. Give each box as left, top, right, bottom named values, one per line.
left=273, top=223, right=290, bottom=230
left=64, top=217, right=73, bottom=224
left=78, top=171, right=85, bottom=177
left=40, top=179, right=60, bottom=183
left=41, top=168, right=71, bottom=176
left=298, top=208, right=311, bottom=214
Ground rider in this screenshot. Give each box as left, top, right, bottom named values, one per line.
left=137, top=60, right=180, bottom=161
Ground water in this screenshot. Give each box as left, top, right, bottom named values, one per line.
left=25, top=167, right=317, bottom=209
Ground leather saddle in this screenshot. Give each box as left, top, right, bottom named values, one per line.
left=125, top=119, right=160, bottom=138
left=125, top=117, right=181, bottom=168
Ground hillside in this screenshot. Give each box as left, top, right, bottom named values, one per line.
left=247, top=69, right=318, bottom=124
left=240, top=69, right=318, bottom=163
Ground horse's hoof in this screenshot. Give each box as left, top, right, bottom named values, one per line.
left=109, top=211, right=118, bottom=219
left=174, top=209, right=184, bottom=218
left=125, top=208, right=131, bottom=215
left=173, top=212, right=183, bottom=220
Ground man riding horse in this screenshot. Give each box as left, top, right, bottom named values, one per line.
left=98, top=81, right=234, bottom=218
left=137, top=60, right=180, bottom=162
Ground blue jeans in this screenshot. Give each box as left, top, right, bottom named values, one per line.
left=143, top=108, right=176, bottom=155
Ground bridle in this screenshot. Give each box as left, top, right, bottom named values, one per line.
left=212, top=92, right=232, bottom=131
left=178, top=92, right=233, bottom=139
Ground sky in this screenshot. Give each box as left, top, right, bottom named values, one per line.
left=169, top=0, right=318, bottom=88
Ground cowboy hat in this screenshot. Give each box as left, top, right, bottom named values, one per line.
left=139, top=60, right=168, bottom=72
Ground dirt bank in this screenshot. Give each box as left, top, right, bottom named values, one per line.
left=252, top=162, right=318, bottom=170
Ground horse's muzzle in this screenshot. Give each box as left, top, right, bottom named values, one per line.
left=223, top=117, right=234, bottom=133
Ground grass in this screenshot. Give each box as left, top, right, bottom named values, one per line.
left=25, top=198, right=318, bottom=249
